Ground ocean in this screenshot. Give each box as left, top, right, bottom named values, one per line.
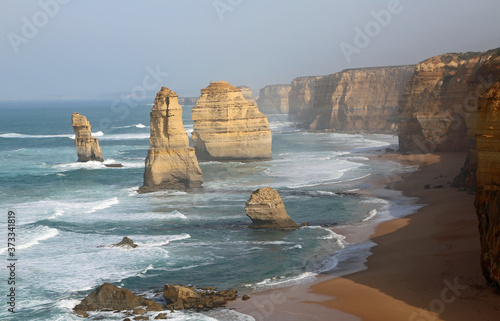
left=0, top=100, right=419, bottom=321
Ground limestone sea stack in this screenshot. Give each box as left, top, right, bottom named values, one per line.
left=256, top=84, right=292, bottom=114
left=237, top=86, right=257, bottom=105
left=245, top=187, right=299, bottom=230
left=192, top=81, right=272, bottom=161
left=475, top=80, right=500, bottom=288
left=139, top=87, right=203, bottom=193
left=72, top=112, right=103, bottom=162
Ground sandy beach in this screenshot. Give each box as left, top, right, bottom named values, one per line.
left=230, top=153, right=500, bottom=320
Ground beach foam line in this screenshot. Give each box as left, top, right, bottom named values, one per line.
left=5, top=227, right=59, bottom=253
left=249, top=271, right=317, bottom=290
left=134, top=233, right=191, bottom=248
left=362, top=209, right=378, bottom=222
left=0, top=132, right=74, bottom=139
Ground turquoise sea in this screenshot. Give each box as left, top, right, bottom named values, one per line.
left=0, top=100, right=419, bottom=320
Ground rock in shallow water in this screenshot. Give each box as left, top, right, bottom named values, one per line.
left=245, top=187, right=299, bottom=230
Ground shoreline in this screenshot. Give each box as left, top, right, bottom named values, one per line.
left=229, top=152, right=500, bottom=320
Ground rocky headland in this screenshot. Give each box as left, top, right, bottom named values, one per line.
left=191, top=81, right=272, bottom=161
left=139, top=87, right=203, bottom=193
left=72, top=112, right=104, bottom=162
left=256, top=84, right=292, bottom=114
left=475, top=80, right=500, bottom=288
left=245, top=187, right=299, bottom=230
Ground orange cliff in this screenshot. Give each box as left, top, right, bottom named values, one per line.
left=72, top=112, right=104, bottom=162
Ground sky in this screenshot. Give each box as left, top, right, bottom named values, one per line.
left=1, top=0, right=500, bottom=99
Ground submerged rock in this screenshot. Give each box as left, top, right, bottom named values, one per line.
left=72, top=112, right=103, bottom=162
left=245, top=187, right=299, bottom=230
left=139, top=87, right=203, bottom=193
left=192, top=81, right=272, bottom=161
left=73, top=283, right=163, bottom=317
left=112, top=237, right=138, bottom=249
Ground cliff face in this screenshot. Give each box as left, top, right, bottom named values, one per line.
left=245, top=187, right=299, bottom=230
left=72, top=112, right=104, bottom=162
left=308, top=65, right=415, bottom=133
left=453, top=50, right=500, bottom=189
left=474, top=80, right=500, bottom=288
left=192, top=81, right=272, bottom=161
left=140, top=87, right=203, bottom=193
left=399, top=50, right=500, bottom=153
left=288, top=76, right=323, bottom=123
left=256, top=84, right=292, bottom=114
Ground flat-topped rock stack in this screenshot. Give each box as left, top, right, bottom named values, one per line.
left=139, top=87, right=203, bottom=193
left=191, top=81, right=272, bottom=161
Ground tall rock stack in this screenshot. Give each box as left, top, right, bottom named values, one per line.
left=192, top=81, right=272, bottom=161
left=256, top=84, right=292, bottom=114
left=72, top=112, right=104, bottom=162
left=475, top=80, right=500, bottom=288
left=139, top=87, right=203, bottom=193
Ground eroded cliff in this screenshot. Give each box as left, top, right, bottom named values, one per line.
left=72, top=112, right=104, bottom=162
left=139, top=87, right=203, bottom=193
left=474, top=80, right=500, bottom=288
left=256, top=84, right=292, bottom=114
left=288, top=76, right=323, bottom=123
left=237, top=86, right=257, bottom=105
left=192, top=81, right=272, bottom=161
left=309, top=65, right=415, bottom=133
left=399, top=49, right=500, bottom=154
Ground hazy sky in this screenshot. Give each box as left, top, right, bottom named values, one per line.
left=1, top=0, right=500, bottom=99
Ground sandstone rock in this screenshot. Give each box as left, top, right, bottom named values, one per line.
left=112, top=237, right=138, bottom=249
left=154, top=313, right=168, bottom=319
left=73, top=283, right=161, bottom=314
left=242, top=294, right=250, bottom=301
left=256, top=84, right=292, bottom=114
left=105, top=163, right=124, bottom=168
left=133, top=317, right=148, bottom=321
left=72, top=112, right=104, bottom=162
left=139, top=87, right=203, bottom=193
left=163, top=285, right=237, bottom=311
left=237, top=86, right=257, bottom=104
left=288, top=76, right=323, bottom=123
left=399, top=49, right=500, bottom=154
left=245, top=187, right=299, bottom=230
left=475, top=80, right=500, bottom=288
left=163, top=285, right=200, bottom=305
left=192, top=81, right=272, bottom=161
left=133, top=308, right=146, bottom=315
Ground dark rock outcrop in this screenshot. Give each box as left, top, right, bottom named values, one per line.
left=163, top=284, right=237, bottom=311
left=191, top=81, right=272, bottom=161
left=139, top=87, right=203, bottom=193
left=245, top=187, right=299, bottom=230
left=73, top=283, right=162, bottom=317
left=112, top=237, right=138, bottom=249
left=72, top=112, right=104, bottom=162
left=256, top=84, right=292, bottom=114
left=475, top=80, right=500, bottom=288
